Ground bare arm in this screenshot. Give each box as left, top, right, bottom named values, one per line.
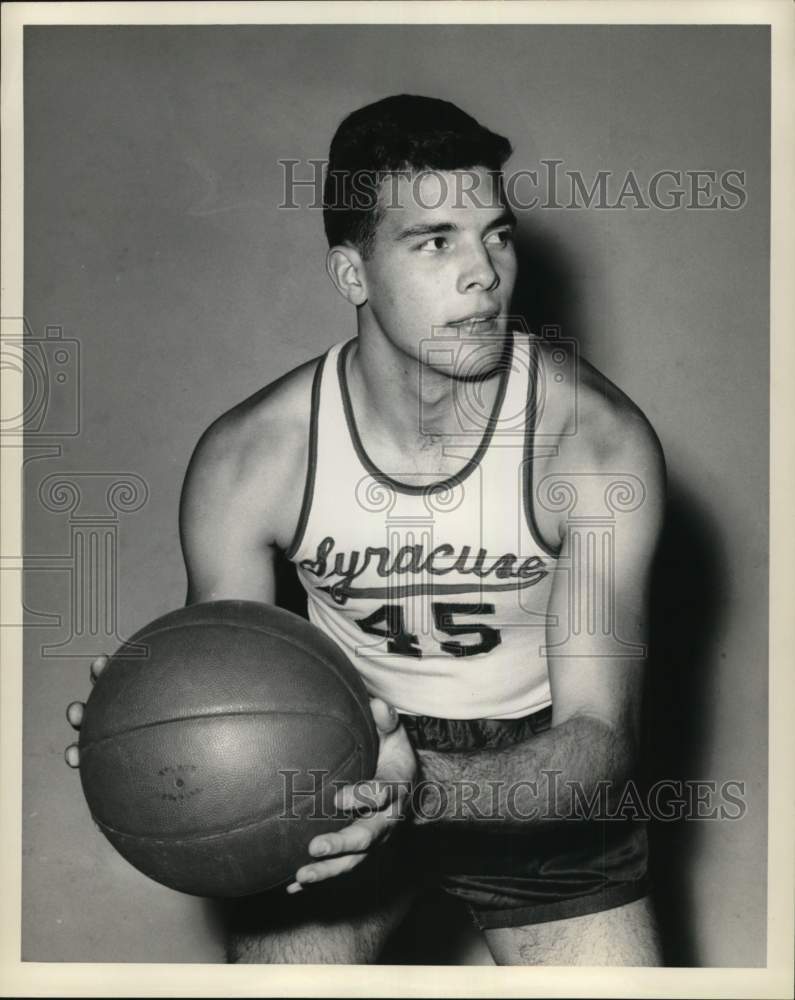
left=412, top=414, right=666, bottom=828
left=178, top=415, right=280, bottom=606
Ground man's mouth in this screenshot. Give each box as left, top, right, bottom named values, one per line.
left=446, top=312, right=500, bottom=332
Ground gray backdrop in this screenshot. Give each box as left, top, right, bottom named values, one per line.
left=22, top=25, right=769, bottom=965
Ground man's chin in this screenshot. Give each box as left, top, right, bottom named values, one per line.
left=420, top=326, right=510, bottom=384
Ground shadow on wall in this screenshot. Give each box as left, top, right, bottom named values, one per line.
left=511, top=222, right=588, bottom=345
left=646, top=476, right=727, bottom=967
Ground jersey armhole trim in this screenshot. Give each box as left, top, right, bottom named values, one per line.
left=523, top=339, right=563, bottom=561
left=284, top=355, right=324, bottom=561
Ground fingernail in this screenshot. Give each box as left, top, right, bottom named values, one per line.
left=286, top=882, right=302, bottom=895
left=301, top=871, right=317, bottom=883
left=312, top=841, right=329, bottom=856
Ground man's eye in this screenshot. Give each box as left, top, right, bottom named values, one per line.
left=485, top=228, right=514, bottom=247
left=418, top=236, right=450, bottom=252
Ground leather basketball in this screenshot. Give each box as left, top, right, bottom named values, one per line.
left=78, top=600, right=378, bottom=897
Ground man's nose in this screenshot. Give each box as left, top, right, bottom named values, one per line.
left=457, top=244, right=500, bottom=293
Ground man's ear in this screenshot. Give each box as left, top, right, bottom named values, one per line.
left=326, top=245, right=368, bottom=306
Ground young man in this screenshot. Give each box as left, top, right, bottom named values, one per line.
left=66, top=95, right=665, bottom=965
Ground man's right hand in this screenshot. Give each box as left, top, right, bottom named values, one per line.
left=64, top=654, right=109, bottom=768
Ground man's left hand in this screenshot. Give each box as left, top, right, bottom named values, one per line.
left=287, top=698, right=416, bottom=892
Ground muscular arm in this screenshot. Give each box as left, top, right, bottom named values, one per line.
left=179, top=416, right=279, bottom=605
left=414, top=717, right=633, bottom=828
left=177, top=362, right=315, bottom=605
left=413, top=411, right=665, bottom=829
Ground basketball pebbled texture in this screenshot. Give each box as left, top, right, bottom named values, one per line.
left=78, top=600, right=379, bottom=897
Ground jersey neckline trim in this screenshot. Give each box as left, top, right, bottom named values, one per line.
left=337, top=333, right=515, bottom=496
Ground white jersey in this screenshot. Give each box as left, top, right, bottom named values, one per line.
left=286, top=331, right=560, bottom=720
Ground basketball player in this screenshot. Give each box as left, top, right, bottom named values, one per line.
left=66, top=95, right=665, bottom=965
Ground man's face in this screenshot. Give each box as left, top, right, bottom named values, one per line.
left=358, top=167, right=518, bottom=369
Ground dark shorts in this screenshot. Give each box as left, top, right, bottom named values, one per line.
left=220, top=706, right=650, bottom=942
left=399, top=706, right=650, bottom=930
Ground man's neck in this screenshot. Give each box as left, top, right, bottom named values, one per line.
left=348, top=327, right=506, bottom=450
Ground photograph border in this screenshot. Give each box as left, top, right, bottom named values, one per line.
left=2, top=2, right=793, bottom=997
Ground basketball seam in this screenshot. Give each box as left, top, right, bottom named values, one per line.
left=91, top=741, right=364, bottom=844
left=111, top=610, right=377, bottom=753
left=80, top=708, right=365, bottom=751
left=120, top=617, right=367, bottom=715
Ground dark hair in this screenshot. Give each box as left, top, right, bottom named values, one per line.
left=323, top=94, right=513, bottom=257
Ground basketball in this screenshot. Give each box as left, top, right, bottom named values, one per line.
left=77, top=600, right=379, bottom=898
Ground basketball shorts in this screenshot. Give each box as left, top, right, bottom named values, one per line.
left=221, top=706, right=650, bottom=939
left=398, top=705, right=651, bottom=930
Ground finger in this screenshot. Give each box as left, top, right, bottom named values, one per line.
left=66, top=701, right=84, bottom=730
left=294, top=852, right=367, bottom=886
left=369, top=697, right=399, bottom=735
left=89, top=655, right=109, bottom=685
left=64, top=744, right=80, bottom=768
left=308, top=814, right=387, bottom=859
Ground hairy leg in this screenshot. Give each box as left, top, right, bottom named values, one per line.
left=483, top=896, right=663, bottom=966
left=221, top=839, right=420, bottom=964
left=226, top=884, right=417, bottom=963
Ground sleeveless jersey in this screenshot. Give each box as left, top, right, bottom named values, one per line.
left=286, top=331, right=560, bottom=720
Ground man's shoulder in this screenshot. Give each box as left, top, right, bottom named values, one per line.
left=545, top=345, right=664, bottom=476
left=191, top=353, right=322, bottom=479
left=537, top=343, right=666, bottom=533
left=537, top=344, right=666, bottom=551
left=181, top=353, right=323, bottom=548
